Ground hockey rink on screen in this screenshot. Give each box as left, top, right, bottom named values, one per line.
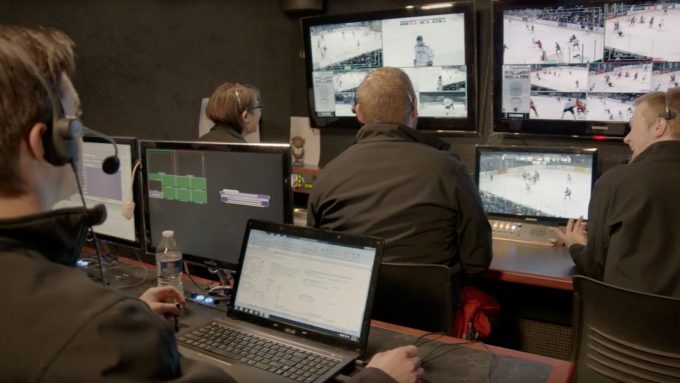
left=585, top=94, right=638, bottom=122
left=605, top=8, right=680, bottom=61
left=478, top=167, right=591, bottom=219
left=382, top=14, right=465, bottom=67
left=651, top=63, right=680, bottom=91
left=310, top=22, right=382, bottom=70
left=503, top=16, right=604, bottom=64
left=588, top=63, right=652, bottom=93
left=531, top=65, right=589, bottom=92
left=417, top=66, right=467, bottom=92
left=529, top=94, right=587, bottom=120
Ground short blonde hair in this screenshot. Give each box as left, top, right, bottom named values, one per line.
left=356, top=67, right=415, bottom=125
left=206, top=82, right=261, bottom=132
left=634, top=88, right=680, bottom=136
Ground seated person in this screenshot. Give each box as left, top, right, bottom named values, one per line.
left=0, top=26, right=423, bottom=383
left=551, top=89, right=680, bottom=297
left=307, top=67, right=492, bottom=291
left=200, top=82, right=262, bottom=143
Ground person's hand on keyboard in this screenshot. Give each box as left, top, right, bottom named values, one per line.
left=139, top=286, right=186, bottom=316
left=366, top=345, right=424, bottom=383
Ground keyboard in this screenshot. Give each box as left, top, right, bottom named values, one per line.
left=178, top=321, right=340, bottom=382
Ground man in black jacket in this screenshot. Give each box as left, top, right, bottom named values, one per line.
left=0, top=26, right=423, bottom=383
left=309, top=67, right=492, bottom=279
left=551, top=89, right=680, bottom=297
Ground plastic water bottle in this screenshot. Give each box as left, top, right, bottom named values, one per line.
left=155, top=230, right=184, bottom=296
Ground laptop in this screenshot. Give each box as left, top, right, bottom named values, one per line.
left=178, top=219, right=384, bottom=383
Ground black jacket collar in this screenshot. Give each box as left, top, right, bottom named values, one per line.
left=351, top=123, right=452, bottom=152
left=632, top=140, right=680, bottom=163
left=0, top=205, right=106, bottom=266
left=208, top=123, right=246, bottom=142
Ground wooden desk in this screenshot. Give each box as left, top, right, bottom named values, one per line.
left=485, top=240, right=577, bottom=291
left=370, top=321, right=574, bottom=383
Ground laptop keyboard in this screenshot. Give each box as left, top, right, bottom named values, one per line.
left=178, top=321, right=341, bottom=382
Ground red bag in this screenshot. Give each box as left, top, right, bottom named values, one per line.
left=452, top=286, right=500, bottom=340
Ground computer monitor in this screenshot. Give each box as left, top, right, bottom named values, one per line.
left=302, top=2, right=477, bottom=132
left=53, top=136, right=142, bottom=247
left=475, top=145, right=598, bottom=223
left=492, top=0, right=680, bottom=138
left=140, top=140, right=293, bottom=270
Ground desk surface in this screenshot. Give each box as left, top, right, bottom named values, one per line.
left=107, top=257, right=574, bottom=383
left=486, top=240, right=577, bottom=291
left=371, top=321, right=574, bottom=383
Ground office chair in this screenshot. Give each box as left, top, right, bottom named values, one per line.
left=572, top=275, right=680, bottom=383
left=372, top=263, right=453, bottom=335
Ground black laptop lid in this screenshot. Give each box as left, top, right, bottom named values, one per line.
left=229, top=219, right=384, bottom=355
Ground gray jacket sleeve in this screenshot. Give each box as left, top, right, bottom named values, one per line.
left=42, top=298, right=236, bottom=383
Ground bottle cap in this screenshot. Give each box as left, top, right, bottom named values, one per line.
left=162, top=230, right=175, bottom=238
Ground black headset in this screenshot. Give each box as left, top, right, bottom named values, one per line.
left=659, top=91, right=677, bottom=121
left=36, top=73, right=120, bottom=174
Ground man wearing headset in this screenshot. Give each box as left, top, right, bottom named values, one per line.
left=551, top=89, right=680, bottom=297
left=0, top=26, right=423, bottom=383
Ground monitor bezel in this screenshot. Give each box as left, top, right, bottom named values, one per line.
left=492, top=0, right=632, bottom=139
left=475, top=144, right=599, bottom=223
left=139, top=140, right=293, bottom=271
left=82, top=136, right=144, bottom=249
left=301, top=2, right=478, bottom=134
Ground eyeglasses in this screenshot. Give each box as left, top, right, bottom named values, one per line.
left=234, top=87, right=262, bottom=113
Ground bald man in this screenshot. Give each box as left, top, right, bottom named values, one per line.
left=551, top=89, right=680, bottom=297
left=308, top=67, right=492, bottom=288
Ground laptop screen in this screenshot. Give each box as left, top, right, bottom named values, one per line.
left=233, top=228, right=378, bottom=342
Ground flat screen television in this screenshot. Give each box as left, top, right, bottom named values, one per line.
left=493, top=0, right=680, bottom=138
left=475, top=145, right=598, bottom=223
left=140, top=140, right=293, bottom=271
left=54, top=136, right=143, bottom=248
left=302, top=2, right=477, bottom=133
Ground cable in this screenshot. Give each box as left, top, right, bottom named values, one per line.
left=419, top=340, right=477, bottom=365
left=114, top=248, right=149, bottom=289
left=413, top=332, right=447, bottom=346
left=71, top=161, right=107, bottom=286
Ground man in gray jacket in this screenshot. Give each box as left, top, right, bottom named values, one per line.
left=308, top=67, right=492, bottom=283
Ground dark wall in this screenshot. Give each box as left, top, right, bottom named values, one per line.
left=0, top=0, right=295, bottom=142
left=0, top=0, right=630, bottom=175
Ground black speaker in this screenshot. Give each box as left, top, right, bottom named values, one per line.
left=280, top=0, right=324, bottom=17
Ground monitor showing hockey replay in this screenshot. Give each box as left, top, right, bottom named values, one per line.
left=475, top=146, right=598, bottom=222
left=303, top=3, right=477, bottom=132
left=493, top=0, right=680, bottom=138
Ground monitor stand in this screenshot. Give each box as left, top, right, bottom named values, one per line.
left=489, top=218, right=559, bottom=247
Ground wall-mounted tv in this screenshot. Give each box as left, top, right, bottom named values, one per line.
left=493, top=0, right=680, bottom=138
left=302, top=2, right=477, bottom=133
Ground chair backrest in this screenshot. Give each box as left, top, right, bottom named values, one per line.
left=572, top=275, right=680, bottom=383
left=372, top=262, right=453, bottom=335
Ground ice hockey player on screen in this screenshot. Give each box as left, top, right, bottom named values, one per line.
left=414, top=35, right=434, bottom=67
left=562, top=98, right=577, bottom=119
left=530, top=98, right=538, bottom=117
left=564, top=186, right=572, bottom=200
left=437, top=75, right=443, bottom=91
left=443, top=97, right=454, bottom=115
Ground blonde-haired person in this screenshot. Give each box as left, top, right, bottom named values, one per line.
left=551, top=88, right=680, bottom=297
left=200, top=82, right=262, bottom=142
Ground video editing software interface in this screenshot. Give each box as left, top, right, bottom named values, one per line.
left=233, top=228, right=377, bottom=342
left=305, top=5, right=475, bottom=130
left=142, top=143, right=291, bottom=268
left=498, top=1, right=680, bottom=127
left=54, top=138, right=138, bottom=244
left=476, top=147, right=597, bottom=222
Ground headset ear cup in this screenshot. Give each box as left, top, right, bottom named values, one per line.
left=44, top=117, right=76, bottom=166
